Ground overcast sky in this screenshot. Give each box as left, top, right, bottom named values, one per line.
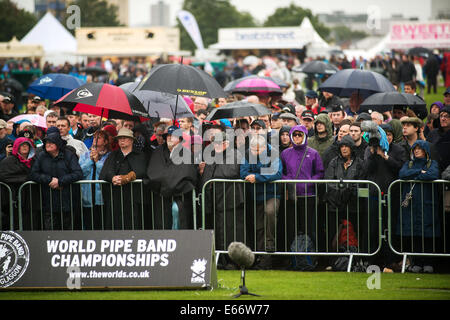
left=129, top=0, right=433, bottom=27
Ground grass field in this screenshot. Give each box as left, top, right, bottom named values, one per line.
left=1, top=270, right=449, bottom=300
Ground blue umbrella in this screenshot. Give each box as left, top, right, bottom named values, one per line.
left=318, top=69, right=396, bottom=98
left=27, top=73, right=86, bottom=101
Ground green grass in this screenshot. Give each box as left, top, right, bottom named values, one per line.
left=423, top=85, right=446, bottom=109
left=0, top=270, right=449, bottom=300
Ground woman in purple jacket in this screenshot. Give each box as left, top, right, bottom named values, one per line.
left=280, top=125, right=324, bottom=254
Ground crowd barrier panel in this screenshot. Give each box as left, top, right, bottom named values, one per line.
left=201, top=179, right=383, bottom=272
left=387, top=179, right=450, bottom=273
left=16, top=180, right=197, bottom=232
left=0, top=182, right=14, bottom=230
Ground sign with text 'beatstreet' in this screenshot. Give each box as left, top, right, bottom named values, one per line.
left=0, top=230, right=217, bottom=290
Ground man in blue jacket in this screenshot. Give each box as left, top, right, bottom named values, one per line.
left=240, top=134, right=282, bottom=269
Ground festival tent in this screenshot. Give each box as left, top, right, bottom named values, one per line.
left=209, top=17, right=330, bottom=55
left=297, top=17, right=331, bottom=57
left=0, top=37, right=44, bottom=59
left=20, top=12, right=82, bottom=65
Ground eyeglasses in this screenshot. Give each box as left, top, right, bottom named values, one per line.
left=440, top=114, right=449, bottom=119
left=292, top=132, right=304, bottom=137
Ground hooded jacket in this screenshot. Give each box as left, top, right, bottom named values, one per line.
left=278, top=125, right=292, bottom=153
left=0, top=137, right=35, bottom=184
left=280, top=125, right=324, bottom=196
left=308, top=113, right=334, bottom=159
left=397, top=140, right=440, bottom=237
left=30, top=133, right=83, bottom=213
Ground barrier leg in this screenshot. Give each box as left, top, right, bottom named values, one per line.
left=347, top=254, right=354, bottom=273
left=401, top=254, right=407, bottom=274
left=216, top=252, right=221, bottom=267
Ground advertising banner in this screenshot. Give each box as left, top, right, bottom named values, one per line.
left=388, top=21, right=450, bottom=49
left=0, top=230, right=217, bottom=290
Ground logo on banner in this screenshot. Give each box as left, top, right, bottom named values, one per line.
left=0, top=232, right=30, bottom=288
left=190, top=258, right=207, bottom=283
left=76, top=88, right=93, bottom=99
left=38, top=76, right=53, bottom=85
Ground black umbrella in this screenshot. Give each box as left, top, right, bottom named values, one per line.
left=119, top=82, right=194, bottom=119
left=360, top=92, right=428, bottom=119
left=292, top=61, right=339, bottom=75
left=206, top=101, right=271, bottom=121
left=318, top=69, right=396, bottom=98
left=3, top=78, right=24, bottom=92
left=407, top=47, right=432, bottom=58
left=82, top=66, right=108, bottom=76
left=136, top=63, right=226, bottom=98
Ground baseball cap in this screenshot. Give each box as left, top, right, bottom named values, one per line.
left=3, top=96, right=14, bottom=104
left=301, top=110, right=315, bottom=120
left=305, top=90, right=318, bottom=99
left=32, top=96, right=43, bottom=102
left=0, top=119, right=7, bottom=129
left=250, top=119, right=266, bottom=129
left=330, top=104, right=344, bottom=113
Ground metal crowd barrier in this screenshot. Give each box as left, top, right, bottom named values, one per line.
left=201, top=179, right=383, bottom=272
left=15, top=180, right=197, bottom=232
left=0, top=182, right=14, bottom=230
left=387, top=179, right=450, bottom=273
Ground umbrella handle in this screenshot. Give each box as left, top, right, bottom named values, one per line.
left=174, top=94, right=179, bottom=120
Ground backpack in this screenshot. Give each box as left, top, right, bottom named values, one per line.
left=290, top=232, right=318, bottom=271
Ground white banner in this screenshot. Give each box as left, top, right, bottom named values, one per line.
left=177, top=10, right=204, bottom=50
left=388, top=20, right=450, bottom=49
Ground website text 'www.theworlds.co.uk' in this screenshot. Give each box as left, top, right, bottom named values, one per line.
left=69, top=270, right=150, bottom=279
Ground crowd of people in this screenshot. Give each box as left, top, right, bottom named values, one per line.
left=0, top=51, right=449, bottom=274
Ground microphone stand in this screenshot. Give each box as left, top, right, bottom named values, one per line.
left=233, top=266, right=260, bottom=298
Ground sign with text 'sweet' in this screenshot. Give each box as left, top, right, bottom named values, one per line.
left=0, top=230, right=217, bottom=290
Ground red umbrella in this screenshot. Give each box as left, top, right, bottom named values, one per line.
left=55, top=83, right=148, bottom=121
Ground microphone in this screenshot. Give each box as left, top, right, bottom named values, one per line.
left=227, top=242, right=255, bottom=269
left=227, top=242, right=260, bottom=298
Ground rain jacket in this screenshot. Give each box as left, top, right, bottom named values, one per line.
left=280, top=125, right=324, bottom=197
left=30, top=138, right=83, bottom=213
left=308, top=113, right=334, bottom=160
left=397, top=140, right=441, bottom=237
left=79, top=150, right=111, bottom=207
left=240, top=143, right=282, bottom=202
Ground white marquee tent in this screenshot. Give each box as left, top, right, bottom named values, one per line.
left=209, top=17, right=330, bottom=56
left=20, top=12, right=82, bottom=65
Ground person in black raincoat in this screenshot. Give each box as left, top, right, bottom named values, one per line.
left=0, top=137, right=37, bottom=230
left=147, top=126, right=198, bottom=230
left=199, top=131, right=244, bottom=266
left=99, top=128, right=150, bottom=230
left=30, top=130, right=83, bottom=230
left=323, top=135, right=366, bottom=253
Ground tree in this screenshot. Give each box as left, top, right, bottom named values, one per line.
left=263, top=3, right=330, bottom=41
left=331, top=25, right=368, bottom=44
left=64, top=0, right=122, bottom=28
left=0, top=0, right=38, bottom=42
left=179, top=0, right=257, bottom=53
